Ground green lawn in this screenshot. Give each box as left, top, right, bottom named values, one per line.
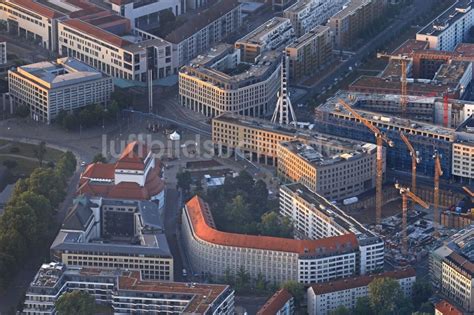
left=0, top=156, right=40, bottom=177
left=0, top=141, right=63, bottom=162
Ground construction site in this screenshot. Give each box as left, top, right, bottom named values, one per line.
left=308, top=37, right=474, bottom=267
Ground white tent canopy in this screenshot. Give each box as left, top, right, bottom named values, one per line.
left=169, top=131, right=181, bottom=141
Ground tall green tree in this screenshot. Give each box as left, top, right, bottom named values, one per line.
left=354, top=296, right=373, bottom=315
left=55, top=291, right=96, bottom=315
left=259, top=211, right=293, bottom=237
left=368, top=278, right=404, bottom=315
left=92, top=153, right=107, bottom=163
left=235, top=266, right=251, bottom=293
left=225, top=195, right=252, bottom=232
left=412, top=280, right=432, bottom=310
left=28, top=168, right=65, bottom=207
left=176, top=171, right=192, bottom=193
left=329, top=305, right=350, bottom=315
left=34, top=141, right=47, bottom=166
left=281, top=281, right=304, bottom=307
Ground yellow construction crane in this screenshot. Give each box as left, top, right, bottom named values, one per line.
left=394, top=183, right=429, bottom=255
left=338, top=98, right=394, bottom=226
left=433, top=151, right=443, bottom=234
left=376, top=53, right=410, bottom=117
left=400, top=132, right=420, bottom=194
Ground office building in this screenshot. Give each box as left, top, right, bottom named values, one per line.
left=307, top=268, right=416, bottom=315
left=235, top=17, right=294, bottom=62
left=179, top=45, right=280, bottom=117
left=50, top=196, right=173, bottom=281
left=257, top=289, right=294, bottom=315
left=278, top=140, right=379, bottom=201
left=430, top=226, right=474, bottom=313
left=0, top=42, right=6, bottom=65
left=0, top=0, right=64, bottom=51
left=58, top=16, right=175, bottom=81
left=109, top=0, right=183, bottom=29
left=285, top=26, right=332, bottom=82
left=182, top=195, right=383, bottom=284
left=283, top=0, right=346, bottom=37
left=328, top=0, right=385, bottom=49
left=78, top=141, right=166, bottom=206
left=416, top=0, right=474, bottom=51
left=165, top=0, right=242, bottom=67
left=8, top=57, right=113, bottom=123
left=315, top=94, right=456, bottom=178
left=24, top=263, right=234, bottom=315
left=280, top=184, right=385, bottom=274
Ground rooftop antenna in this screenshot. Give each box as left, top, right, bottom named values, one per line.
left=271, top=53, right=297, bottom=125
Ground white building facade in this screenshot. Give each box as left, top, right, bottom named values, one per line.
left=8, top=57, right=113, bottom=123
left=307, top=269, right=416, bottom=315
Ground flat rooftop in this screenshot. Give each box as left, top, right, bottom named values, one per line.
left=284, top=0, right=317, bottom=14
left=15, top=57, right=104, bottom=89
left=330, top=0, right=367, bottom=20
left=349, top=75, right=455, bottom=96
left=318, top=94, right=457, bottom=138
left=118, top=271, right=231, bottom=313
left=237, top=17, right=291, bottom=45
left=188, top=43, right=234, bottom=67
left=433, top=60, right=471, bottom=85
left=391, top=39, right=429, bottom=56
left=282, top=183, right=379, bottom=241
left=418, top=0, right=472, bottom=37
left=181, top=50, right=281, bottom=89
left=280, top=139, right=376, bottom=167
left=286, top=25, right=330, bottom=50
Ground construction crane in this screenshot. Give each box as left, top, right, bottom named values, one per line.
left=376, top=53, right=410, bottom=117
left=338, top=98, right=394, bottom=226
left=394, top=183, right=429, bottom=255
left=433, top=151, right=443, bottom=234
left=400, top=132, right=420, bottom=194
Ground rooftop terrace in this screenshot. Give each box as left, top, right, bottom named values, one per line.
left=418, top=0, right=472, bottom=37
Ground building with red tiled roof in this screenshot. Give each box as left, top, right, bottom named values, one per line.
left=181, top=195, right=368, bottom=285
left=78, top=141, right=165, bottom=207
left=435, top=300, right=463, bottom=315
left=257, top=289, right=294, bottom=315
left=308, top=268, right=416, bottom=315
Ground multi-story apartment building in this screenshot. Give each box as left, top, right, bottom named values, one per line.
left=165, top=0, right=242, bottom=67
left=315, top=94, right=456, bottom=178
left=283, top=0, right=346, bottom=37
left=257, top=289, right=294, bottom=315
left=280, top=184, right=385, bottom=274
left=0, top=42, right=6, bottom=65
left=0, top=0, right=64, bottom=51
left=179, top=45, right=280, bottom=117
left=78, top=141, right=166, bottom=206
left=182, top=195, right=364, bottom=284
left=430, top=226, right=474, bottom=313
left=24, top=263, right=234, bottom=315
left=109, top=0, right=183, bottom=29
left=416, top=0, right=474, bottom=51
left=50, top=196, right=174, bottom=281
left=453, top=117, right=474, bottom=183
left=8, top=57, right=113, bottom=123
left=307, top=268, right=416, bottom=315
left=235, top=17, right=294, bottom=62
left=277, top=140, right=379, bottom=200
left=285, top=25, right=332, bottom=82
left=328, top=0, right=385, bottom=49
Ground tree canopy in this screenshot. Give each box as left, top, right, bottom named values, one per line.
left=0, top=151, right=76, bottom=289
left=55, top=291, right=95, bottom=315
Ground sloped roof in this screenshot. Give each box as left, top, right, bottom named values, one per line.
left=62, top=198, right=94, bottom=231
left=257, top=289, right=293, bottom=315
left=185, top=196, right=359, bottom=256
left=61, top=19, right=132, bottom=48
left=435, top=300, right=463, bottom=315
left=309, top=268, right=416, bottom=295
left=8, top=0, right=65, bottom=19
left=115, top=141, right=149, bottom=170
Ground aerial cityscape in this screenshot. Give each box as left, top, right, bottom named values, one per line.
left=0, top=0, right=472, bottom=314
